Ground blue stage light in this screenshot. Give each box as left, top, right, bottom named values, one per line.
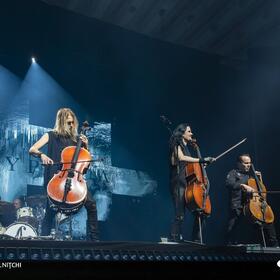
left=171, top=255, right=178, bottom=261
left=74, top=253, right=82, bottom=260
left=206, top=255, right=213, bottom=261
left=112, top=253, right=120, bottom=261
left=178, top=255, right=185, bottom=261
left=42, top=253, right=51, bottom=260
left=84, top=253, right=92, bottom=260
left=121, top=253, right=129, bottom=261
left=155, top=254, right=162, bottom=261
left=193, top=255, right=199, bottom=261
left=185, top=255, right=192, bottom=261
left=213, top=255, right=219, bottom=261
left=163, top=255, right=170, bottom=261
left=130, top=253, right=137, bottom=261
left=200, top=255, right=206, bottom=261
left=104, top=253, right=111, bottom=261
left=219, top=255, right=226, bottom=261
left=64, top=253, right=72, bottom=260
left=92, top=250, right=101, bottom=260
left=138, top=253, right=146, bottom=261
left=53, top=252, right=62, bottom=260
left=73, top=250, right=82, bottom=260
left=19, top=252, right=28, bottom=260
left=31, top=57, right=36, bottom=63
left=6, top=252, right=16, bottom=260
left=31, top=253, right=40, bottom=260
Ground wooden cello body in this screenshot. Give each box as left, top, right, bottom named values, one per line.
left=244, top=165, right=274, bottom=224
left=47, top=122, right=91, bottom=213
left=184, top=141, right=211, bottom=216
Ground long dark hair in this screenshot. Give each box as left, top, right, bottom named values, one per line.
left=169, top=123, right=190, bottom=155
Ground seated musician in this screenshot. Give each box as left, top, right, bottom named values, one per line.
left=225, top=154, right=279, bottom=247
left=169, top=123, right=214, bottom=242
left=12, top=197, right=23, bottom=223
left=13, top=197, right=24, bottom=210
left=29, top=108, right=99, bottom=241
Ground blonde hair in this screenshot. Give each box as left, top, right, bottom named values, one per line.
left=53, top=108, right=78, bottom=141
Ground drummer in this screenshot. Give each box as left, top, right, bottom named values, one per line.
left=13, top=197, right=24, bottom=210
left=12, top=197, right=25, bottom=224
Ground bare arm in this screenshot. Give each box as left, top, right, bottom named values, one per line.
left=29, top=133, right=54, bottom=165
left=171, top=145, right=215, bottom=165
left=177, top=146, right=200, bottom=163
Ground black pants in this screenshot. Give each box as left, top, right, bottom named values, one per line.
left=170, top=183, right=205, bottom=242
left=42, top=192, right=99, bottom=240
left=226, top=208, right=278, bottom=247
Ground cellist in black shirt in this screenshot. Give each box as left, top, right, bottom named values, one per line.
left=29, top=108, right=99, bottom=241
left=225, top=154, right=279, bottom=247
left=169, top=123, right=215, bottom=242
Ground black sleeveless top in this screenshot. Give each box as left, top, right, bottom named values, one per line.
left=170, top=143, right=192, bottom=189
left=43, top=131, right=77, bottom=188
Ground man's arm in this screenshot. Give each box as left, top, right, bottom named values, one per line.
left=226, top=171, right=254, bottom=192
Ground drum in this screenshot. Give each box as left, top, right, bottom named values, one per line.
left=0, top=225, right=6, bottom=235
left=16, top=207, right=38, bottom=229
left=17, top=207, right=34, bottom=219
left=5, top=222, right=37, bottom=239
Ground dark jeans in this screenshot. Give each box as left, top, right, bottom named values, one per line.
left=226, top=208, right=278, bottom=247
left=42, top=192, right=99, bottom=240
left=170, top=184, right=206, bottom=242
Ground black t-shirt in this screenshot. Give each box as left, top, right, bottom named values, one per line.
left=43, top=131, right=77, bottom=188
left=170, top=143, right=192, bottom=189
left=225, top=169, right=250, bottom=210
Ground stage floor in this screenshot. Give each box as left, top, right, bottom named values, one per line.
left=1, top=239, right=280, bottom=278
left=0, top=238, right=279, bottom=262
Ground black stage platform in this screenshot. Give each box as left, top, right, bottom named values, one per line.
left=0, top=240, right=279, bottom=278
left=0, top=239, right=279, bottom=262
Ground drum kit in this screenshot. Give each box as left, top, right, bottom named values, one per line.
left=0, top=195, right=46, bottom=240
left=0, top=195, right=87, bottom=240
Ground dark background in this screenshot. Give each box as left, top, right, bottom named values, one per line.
left=0, top=0, right=280, bottom=245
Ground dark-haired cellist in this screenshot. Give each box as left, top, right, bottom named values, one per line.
left=168, top=123, right=215, bottom=243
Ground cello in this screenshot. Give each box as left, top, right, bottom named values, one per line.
left=185, top=139, right=211, bottom=216
left=47, top=121, right=92, bottom=214
left=244, top=163, right=274, bottom=225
